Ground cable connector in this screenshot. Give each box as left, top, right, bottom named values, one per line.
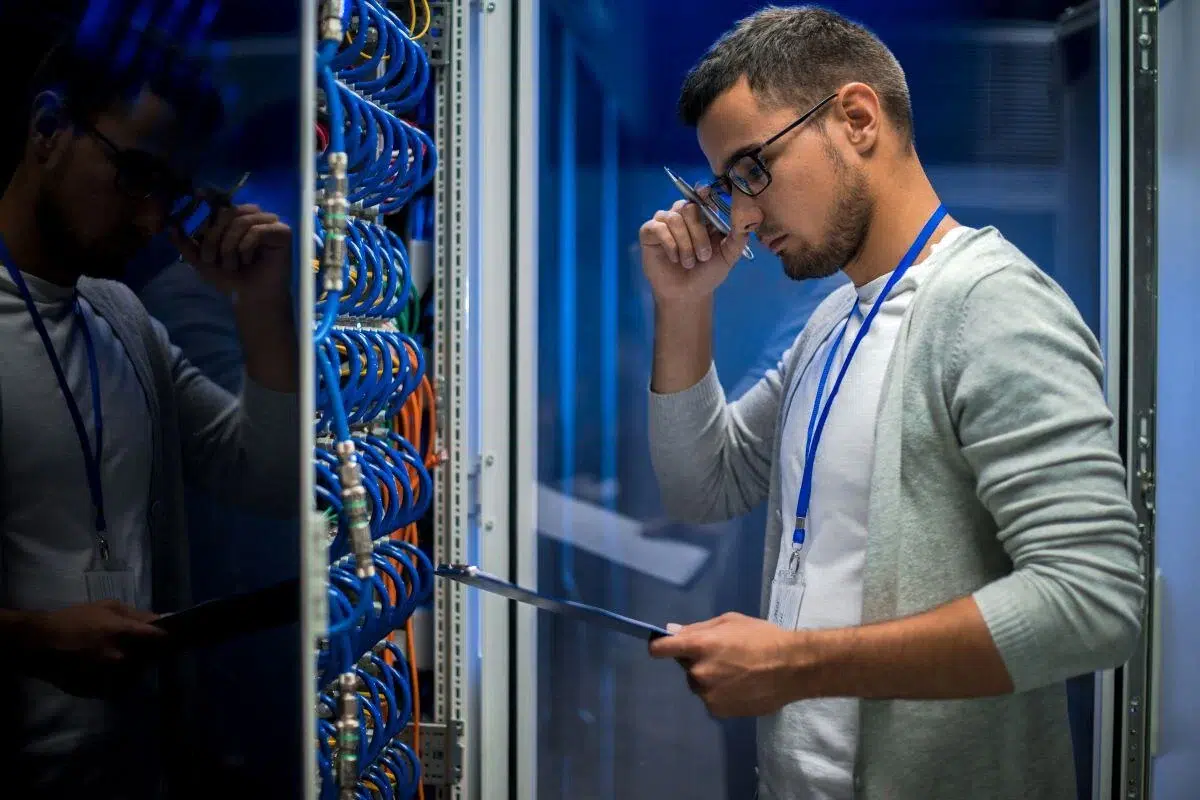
left=336, top=440, right=376, bottom=580
left=335, top=671, right=360, bottom=795
left=322, top=153, right=349, bottom=293
left=320, top=0, right=345, bottom=44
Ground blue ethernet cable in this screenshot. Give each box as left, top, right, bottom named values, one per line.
left=382, top=744, right=421, bottom=798
left=315, top=0, right=438, bottom=794
left=356, top=685, right=384, bottom=766
left=366, top=653, right=406, bottom=741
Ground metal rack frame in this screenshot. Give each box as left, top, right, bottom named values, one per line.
left=476, top=0, right=516, bottom=795
left=299, top=2, right=319, bottom=796
left=1115, top=2, right=1160, bottom=799
left=429, top=2, right=538, bottom=798
left=1095, top=1, right=1122, bottom=795
left=300, top=1, right=477, bottom=796
left=1095, top=2, right=1159, bottom=798
left=513, top=1, right=541, bottom=796
left=432, top=0, right=472, bottom=796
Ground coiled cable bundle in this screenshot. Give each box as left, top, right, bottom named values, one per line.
left=315, top=2, right=437, bottom=798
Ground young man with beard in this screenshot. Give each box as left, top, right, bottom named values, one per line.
left=644, top=6, right=1142, bottom=799
left=0, top=40, right=299, bottom=799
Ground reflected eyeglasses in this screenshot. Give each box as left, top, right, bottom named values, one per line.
left=78, top=122, right=199, bottom=225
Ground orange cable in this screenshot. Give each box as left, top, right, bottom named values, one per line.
left=376, top=341, right=433, bottom=800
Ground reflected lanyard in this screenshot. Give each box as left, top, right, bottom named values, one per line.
left=0, top=237, right=108, bottom=559
left=789, top=205, right=947, bottom=569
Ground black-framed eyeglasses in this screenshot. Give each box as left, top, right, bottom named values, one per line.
left=708, top=92, right=838, bottom=204
left=77, top=121, right=201, bottom=224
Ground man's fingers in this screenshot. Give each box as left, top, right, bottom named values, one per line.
left=169, top=225, right=202, bottom=264
left=199, top=206, right=236, bottom=265
left=656, top=209, right=695, bottom=267
left=662, top=208, right=700, bottom=267
left=219, top=213, right=281, bottom=268
left=719, top=224, right=751, bottom=266
left=104, top=604, right=166, bottom=637
left=237, top=222, right=291, bottom=266
left=106, top=602, right=157, bottom=623
left=648, top=631, right=703, bottom=660
left=679, top=203, right=713, bottom=262
left=674, top=615, right=729, bottom=635
left=640, top=218, right=679, bottom=264
left=658, top=614, right=725, bottom=639
left=116, top=620, right=167, bottom=638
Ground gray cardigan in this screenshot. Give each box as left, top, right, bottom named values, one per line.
left=648, top=227, right=1143, bottom=799
left=74, top=277, right=300, bottom=613
left=79, top=276, right=298, bottom=792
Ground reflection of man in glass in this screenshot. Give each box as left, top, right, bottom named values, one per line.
left=644, top=7, right=1141, bottom=800
left=0, top=39, right=298, bottom=799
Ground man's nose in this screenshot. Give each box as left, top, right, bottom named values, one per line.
left=729, top=192, right=762, bottom=235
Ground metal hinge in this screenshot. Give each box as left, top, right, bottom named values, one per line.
left=466, top=457, right=482, bottom=522
left=1149, top=569, right=1164, bottom=758
left=1136, top=410, right=1156, bottom=518
left=308, top=509, right=332, bottom=639
left=1135, top=5, right=1157, bottom=75
left=433, top=373, right=448, bottom=447
left=400, top=720, right=463, bottom=784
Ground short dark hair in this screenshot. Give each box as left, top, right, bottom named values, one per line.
left=30, top=35, right=225, bottom=134
left=0, top=30, right=225, bottom=191
left=678, top=5, right=913, bottom=145
left=31, top=42, right=134, bottom=124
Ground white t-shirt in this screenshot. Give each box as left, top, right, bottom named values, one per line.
left=762, top=226, right=972, bottom=800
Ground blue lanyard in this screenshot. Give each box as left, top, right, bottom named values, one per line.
left=0, top=238, right=108, bottom=557
left=791, top=205, right=947, bottom=553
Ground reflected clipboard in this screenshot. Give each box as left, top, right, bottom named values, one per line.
left=152, top=577, right=299, bottom=650
left=435, top=564, right=671, bottom=641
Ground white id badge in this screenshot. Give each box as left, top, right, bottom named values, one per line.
left=85, top=559, right=136, bottom=605
left=767, top=567, right=806, bottom=630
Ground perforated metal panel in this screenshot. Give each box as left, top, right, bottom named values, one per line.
left=432, top=0, right=470, bottom=797
left=895, top=24, right=1064, bottom=166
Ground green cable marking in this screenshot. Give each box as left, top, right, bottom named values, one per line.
left=396, top=290, right=421, bottom=334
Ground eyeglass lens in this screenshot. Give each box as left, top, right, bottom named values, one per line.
left=729, top=154, right=769, bottom=196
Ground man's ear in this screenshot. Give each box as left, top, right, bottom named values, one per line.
left=32, top=91, right=68, bottom=136
left=29, top=91, right=68, bottom=163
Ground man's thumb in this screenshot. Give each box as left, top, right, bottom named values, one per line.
left=719, top=225, right=750, bottom=266
left=110, top=604, right=161, bottom=625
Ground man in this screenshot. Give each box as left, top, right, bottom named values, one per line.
left=0, top=37, right=299, bottom=799
left=643, top=6, right=1143, bottom=799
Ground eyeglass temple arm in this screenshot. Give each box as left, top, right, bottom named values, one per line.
left=759, top=92, right=839, bottom=151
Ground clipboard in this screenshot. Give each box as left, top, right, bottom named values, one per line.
left=435, top=564, right=671, bottom=641
left=152, top=577, right=299, bottom=650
